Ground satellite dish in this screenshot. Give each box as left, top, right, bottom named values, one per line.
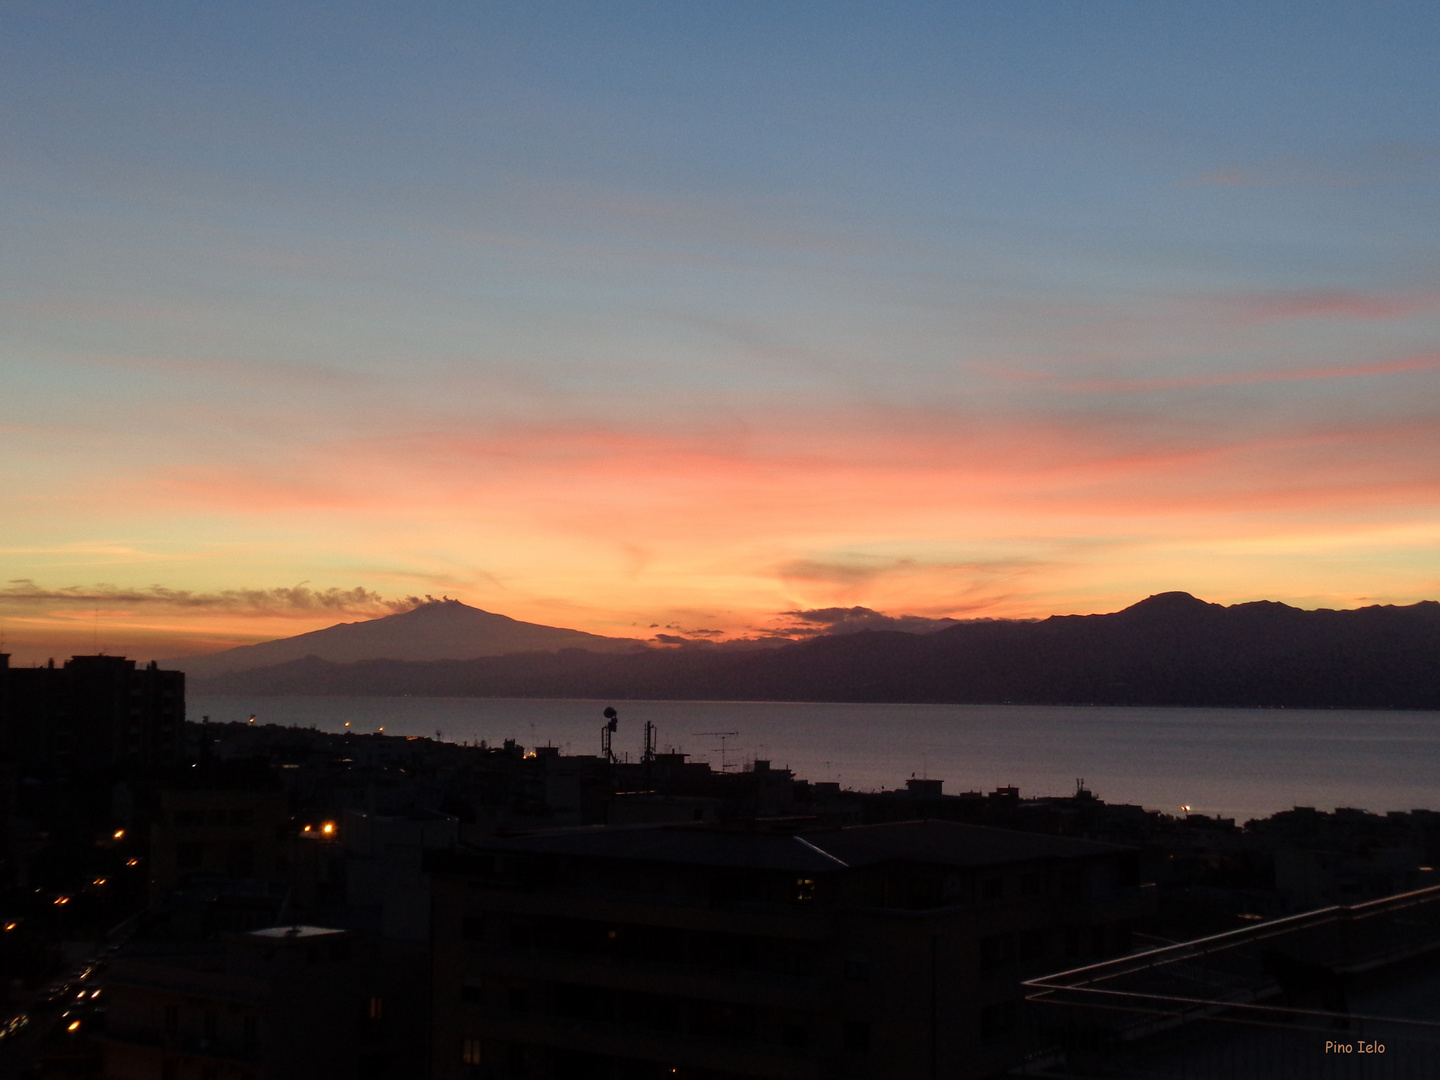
left=602, top=706, right=617, bottom=720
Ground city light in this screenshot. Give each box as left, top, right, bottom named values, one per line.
left=3, top=922, right=16, bottom=931
left=112, top=829, right=124, bottom=840
left=321, top=822, right=335, bottom=835
left=53, top=896, right=69, bottom=905
left=92, top=878, right=106, bottom=886
left=126, top=858, right=139, bottom=866
left=66, top=1020, right=80, bottom=1032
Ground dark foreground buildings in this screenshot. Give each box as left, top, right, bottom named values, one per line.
left=12, top=656, right=1440, bottom=1079
left=430, top=820, right=1153, bottom=1080
left=0, top=653, right=184, bottom=776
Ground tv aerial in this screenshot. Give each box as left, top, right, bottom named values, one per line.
left=601, top=706, right=619, bottom=763
left=694, top=731, right=740, bottom=772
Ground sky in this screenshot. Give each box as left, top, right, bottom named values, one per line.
left=4, top=1, right=1440, bottom=662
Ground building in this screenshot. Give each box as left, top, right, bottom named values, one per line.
left=0, top=654, right=184, bottom=777
left=429, top=819, right=1154, bottom=1080
left=103, top=925, right=385, bottom=1080
left=148, top=788, right=293, bottom=902
left=1021, top=882, right=1440, bottom=1078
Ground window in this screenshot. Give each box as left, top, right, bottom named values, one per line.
left=163, top=1004, right=179, bottom=1035
left=980, top=933, right=1016, bottom=974
left=795, top=877, right=816, bottom=903
left=227, top=841, right=255, bottom=877
left=980, top=1001, right=1018, bottom=1040
left=842, top=1021, right=870, bottom=1054
left=981, top=876, right=1004, bottom=901
left=243, top=1016, right=259, bottom=1054
left=782, top=1023, right=810, bottom=1048
left=367, top=996, right=384, bottom=1021
left=461, top=915, right=485, bottom=941
left=461, top=979, right=485, bottom=1003
left=202, top=1010, right=218, bottom=1043
left=462, top=1039, right=482, bottom=1066
left=843, top=956, right=873, bottom=981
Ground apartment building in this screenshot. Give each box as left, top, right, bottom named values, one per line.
left=103, top=925, right=384, bottom=1080
left=430, top=819, right=1154, bottom=1080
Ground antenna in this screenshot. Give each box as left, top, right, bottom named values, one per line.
left=601, top=706, right=619, bottom=763
left=693, top=731, right=739, bottom=772
left=642, top=720, right=657, bottom=765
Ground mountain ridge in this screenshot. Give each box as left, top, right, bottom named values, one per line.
left=165, top=598, right=646, bottom=678
left=189, top=592, right=1440, bottom=709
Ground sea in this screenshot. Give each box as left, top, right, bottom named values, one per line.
left=190, top=695, right=1440, bottom=823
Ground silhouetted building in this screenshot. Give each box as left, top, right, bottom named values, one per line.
left=148, top=788, right=292, bottom=901
left=103, top=926, right=384, bottom=1080
left=430, top=819, right=1153, bottom=1079
left=1023, top=883, right=1440, bottom=1078
left=0, top=654, right=184, bottom=776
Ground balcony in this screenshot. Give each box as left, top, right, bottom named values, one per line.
left=1019, top=884, right=1440, bottom=1078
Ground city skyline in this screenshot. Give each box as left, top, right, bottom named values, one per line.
left=5, top=3, right=1440, bottom=661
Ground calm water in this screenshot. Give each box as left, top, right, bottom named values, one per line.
left=191, top=696, right=1440, bottom=822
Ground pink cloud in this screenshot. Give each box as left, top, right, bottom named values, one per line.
left=1037, top=353, right=1440, bottom=394
left=1227, top=291, right=1440, bottom=325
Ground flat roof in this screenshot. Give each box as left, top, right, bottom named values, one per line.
left=472, top=819, right=1128, bottom=873
left=247, top=925, right=348, bottom=939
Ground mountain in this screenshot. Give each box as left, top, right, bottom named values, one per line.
left=190, top=592, right=1440, bottom=709
left=166, top=599, right=646, bottom=678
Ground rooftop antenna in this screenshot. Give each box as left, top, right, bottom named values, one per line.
left=601, top=706, right=619, bottom=764
left=694, top=731, right=740, bottom=772
left=642, top=720, right=657, bottom=765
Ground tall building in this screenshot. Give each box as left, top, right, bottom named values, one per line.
left=0, top=654, right=184, bottom=776
left=430, top=819, right=1154, bottom=1080
left=103, top=925, right=385, bottom=1080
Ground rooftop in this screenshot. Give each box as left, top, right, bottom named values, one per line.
left=472, top=819, right=1129, bottom=873
left=247, top=925, right=348, bottom=940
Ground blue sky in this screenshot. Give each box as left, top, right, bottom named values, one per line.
left=3, top=2, right=1439, bottom=659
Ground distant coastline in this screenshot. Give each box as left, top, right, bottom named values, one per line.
left=191, top=592, right=1440, bottom=709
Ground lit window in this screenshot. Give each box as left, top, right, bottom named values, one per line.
left=462, top=1038, right=482, bottom=1066
left=367, top=997, right=383, bottom=1021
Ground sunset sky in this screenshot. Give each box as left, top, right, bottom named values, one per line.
left=4, top=2, right=1440, bottom=662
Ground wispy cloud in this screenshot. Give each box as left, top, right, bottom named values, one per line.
left=0, top=580, right=422, bottom=616
left=1182, top=144, right=1440, bottom=188
left=770, top=606, right=963, bottom=637
left=992, top=353, right=1440, bottom=395
left=1227, top=291, right=1440, bottom=325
